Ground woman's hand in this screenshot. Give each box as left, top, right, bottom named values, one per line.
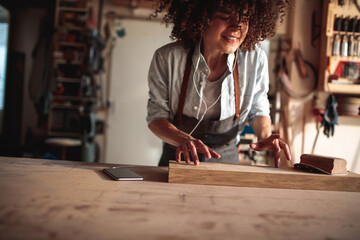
left=148, top=118, right=221, bottom=165
left=175, top=138, right=221, bottom=165
left=249, top=134, right=291, bottom=168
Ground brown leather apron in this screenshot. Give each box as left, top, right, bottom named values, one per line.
left=158, top=49, right=241, bottom=166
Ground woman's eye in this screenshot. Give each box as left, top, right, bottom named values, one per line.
left=219, top=16, right=230, bottom=20
left=217, top=14, right=230, bottom=20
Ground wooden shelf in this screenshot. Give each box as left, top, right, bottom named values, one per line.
left=56, top=77, right=81, bottom=83
left=327, top=83, right=360, bottom=94
left=58, top=7, right=87, bottom=12
left=332, top=30, right=360, bottom=36
left=329, top=56, right=360, bottom=62
left=47, top=131, right=81, bottom=138
left=50, top=103, right=82, bottom=109
left=111, top=0, right=155, bottom=9
left=55, top=25, right=86, bottom=31
left=319, top=1, right=360, bottom=96
left=58, top=42, right=86, bottom=47
left=339, top=114, right=360, bottom=118
left=49, top=0, right=98, bottom=145
left=54, top=59, right=82, bottom=65
left=53, top=96, right=96, bottom=102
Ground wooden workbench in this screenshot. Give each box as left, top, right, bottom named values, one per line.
left=0, top=156, right=359, bottom=240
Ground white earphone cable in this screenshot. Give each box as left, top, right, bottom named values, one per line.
left=189, top=48, right=223, bottom=136
left=188, top=50, right=238, bottom=136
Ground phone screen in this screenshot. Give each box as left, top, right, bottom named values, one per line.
left=103, top=167, right=143, bottom=181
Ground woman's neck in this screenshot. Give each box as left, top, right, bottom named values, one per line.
left=201, top=42, right=228, bottom=82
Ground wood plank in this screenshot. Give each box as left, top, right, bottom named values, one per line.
left=168, top=161, right=360, bottom=192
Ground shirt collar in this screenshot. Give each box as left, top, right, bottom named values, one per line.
left=191, top=41, right=236, bottom=74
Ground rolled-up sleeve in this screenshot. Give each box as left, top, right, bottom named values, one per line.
left=248, top=51, right=270, bottom=125
left=146, top=50, right=171, bottom=125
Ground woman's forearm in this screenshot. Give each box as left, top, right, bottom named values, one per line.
left=148, top=118, right=195, bottom=147
left=251, top=116, right=272, bottom=141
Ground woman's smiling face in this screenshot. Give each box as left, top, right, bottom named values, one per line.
left=203, top=10, right=249, bottom=55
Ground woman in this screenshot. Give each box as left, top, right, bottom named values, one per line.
left=147, top=0, right=292, bottom=167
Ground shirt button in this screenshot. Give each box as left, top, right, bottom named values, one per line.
left=199, top=81, right=204, bottom=86
left=193, top=106, right=198, bottom=110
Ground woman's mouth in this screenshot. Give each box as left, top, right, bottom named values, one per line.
left=222, top=35, right=239, bottom=43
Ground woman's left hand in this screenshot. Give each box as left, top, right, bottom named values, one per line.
left=249, top=134, right=291, bottom=168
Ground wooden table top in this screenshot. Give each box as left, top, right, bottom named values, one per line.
left=0, top=156, right=359, bottom=240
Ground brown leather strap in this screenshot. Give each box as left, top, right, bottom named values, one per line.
left=176, top=48, right=194, bottom=122
left=234, top=61, right=240, bottom=120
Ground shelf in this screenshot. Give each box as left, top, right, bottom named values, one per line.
left=331, top=77, right=358, bottom=85
left=54, top=59, right=82, bottom=65
left=332, top=31, right=360, bottom=36
left=58, top=7, right=87, bottom=12
left=319, top=1, right=360, bottom=95
left=51, top=103, right=82, bottom=109
left=56, top=77, right=81, bottom=83
left=49, top=0, right=95, bottom=153
left=53, top=96, right=96, bottom=102
left=55, top=25, right=87, bottom=31
left=58, top=42, right=86, bottom=47
left=47, top=131, right=81, bottom=138
left=339, top=114, right=360, bottom=118
left=327, top=83, right=360, bottom=94
left=329, top=56, right=360, bottom=62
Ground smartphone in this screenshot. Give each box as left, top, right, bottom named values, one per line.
left=103, top=167, right=143, bottom=181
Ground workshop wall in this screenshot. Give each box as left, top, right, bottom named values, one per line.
left=101, top=0, right=172, bottom=165
left=285, top=0, right=360, bottom=173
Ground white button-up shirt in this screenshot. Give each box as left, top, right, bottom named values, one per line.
left=146, top=41, right=270, bottom=134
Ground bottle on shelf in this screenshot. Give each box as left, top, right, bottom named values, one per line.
left=341, top=15, right=348, bottom=32
left=356, top=17, right=360, bottom=33
left=348, top=35, right=354, bottom=56
left=349, top=16, right=356, bottom=33
left=340, top=34, right=348, bottom=57
left=334, top=14, right=342, bottom=31
left=332, top=33, right=341, bottom=56
left=354, top=36, right=360, bottom=57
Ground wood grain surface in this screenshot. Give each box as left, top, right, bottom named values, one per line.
left=0, top=157, right=360, bottom=240
left=168, top=161, right=360, bottom=192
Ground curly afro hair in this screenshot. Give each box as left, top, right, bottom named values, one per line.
left=152, top=0, right=291, bottom=51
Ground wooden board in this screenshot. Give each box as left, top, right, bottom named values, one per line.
left=168, top=161, right=360, bottom=192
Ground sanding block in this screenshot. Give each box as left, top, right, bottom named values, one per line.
left=294, top=154, right=348, bottom=175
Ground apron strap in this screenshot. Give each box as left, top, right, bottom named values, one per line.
left=176, top=49, right=240, bottom=122
left=176, top=48, right=194, bottom=122
left=234, top=61, right=240, bottom=120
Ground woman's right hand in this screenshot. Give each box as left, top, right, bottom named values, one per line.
left=148, top=118, right=220, bottom=165
left=175, top=138, right=221, bottom=165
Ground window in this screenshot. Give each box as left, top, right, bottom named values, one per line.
left=0, top=5, right=9, bottom=134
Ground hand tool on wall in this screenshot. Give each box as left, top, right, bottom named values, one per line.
left=321, top=94, right=338, bottom=138
left=311, top=93, right=338, bottom=153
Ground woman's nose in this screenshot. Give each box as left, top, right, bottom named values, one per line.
left=229, top=21, right=244, bottom=30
